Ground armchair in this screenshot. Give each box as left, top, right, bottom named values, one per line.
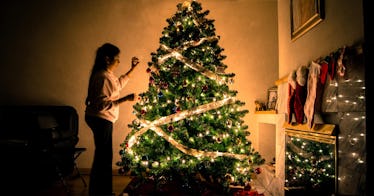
left=0, top=105, right=79, bottom=194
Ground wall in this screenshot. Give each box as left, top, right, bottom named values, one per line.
left=0, top=0, right=278, bottom=170
left=278, top=0, right=364, bottom=78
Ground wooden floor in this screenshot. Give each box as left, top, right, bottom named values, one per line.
left=37, top=174, right=133, bottom=196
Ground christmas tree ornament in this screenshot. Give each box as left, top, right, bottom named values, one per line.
left=168, top=124, right=174, bottom=132
left=149, top=76, right=155, bottom=85
left=254, top=167, right=262, bottom=174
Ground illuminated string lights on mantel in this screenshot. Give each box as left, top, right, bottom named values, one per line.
left=127, top=96, right=251, bottom=160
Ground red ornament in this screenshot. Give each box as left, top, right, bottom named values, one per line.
left=162, top=82, right=169, bottom=89
left=168, top=125, right=174, bottom=132
left=254, top=167, right=261, bottom=174
left=146, top=68, right=151, bottom=73
left=149, top=77, right=155, bottom=85
left=202, top=85, right=208, bottom=91
left=141, top=109, right=146, bottom=115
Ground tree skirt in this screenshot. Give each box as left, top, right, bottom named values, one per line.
left=122, top=177, right=263, bottom=196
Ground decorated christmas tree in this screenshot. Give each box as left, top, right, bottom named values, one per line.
left=118, top=0, right=264, bottom=193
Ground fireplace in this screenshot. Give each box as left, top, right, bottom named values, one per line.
left=284, top=123, right=336, bottom=195
left=251, top=113, right=285, bottom=196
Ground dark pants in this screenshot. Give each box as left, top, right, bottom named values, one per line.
left=85, top=115, right=113, bottom=196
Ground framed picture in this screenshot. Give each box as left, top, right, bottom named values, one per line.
left=267, top=86, right=278, bottom=111
left=290, top=0, right=324, bottom=41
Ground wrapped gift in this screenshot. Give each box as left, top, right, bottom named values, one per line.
left=233, top=189, right=260, bottom=196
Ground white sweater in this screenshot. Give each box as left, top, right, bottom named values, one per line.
left=85, top=69, right=130, bottom=123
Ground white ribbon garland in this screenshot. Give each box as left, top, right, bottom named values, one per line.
left=127, top=97, right=251, bottom=160
left=158, top=36, right=227, bottom=85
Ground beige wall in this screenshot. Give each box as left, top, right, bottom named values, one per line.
left=0, top=0, right=278, bottom=169
left=277, top=0, right=364, bottom=78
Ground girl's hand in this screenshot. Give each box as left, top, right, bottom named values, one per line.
left=131, top=56, right=139, bottom=68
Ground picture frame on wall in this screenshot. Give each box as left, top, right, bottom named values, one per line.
left=267, top=86, right=278, bottom=111
left=290, top=0, right=324, bottom=41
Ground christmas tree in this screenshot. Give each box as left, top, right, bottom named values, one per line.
left=118, top=0, right=264, bottom=193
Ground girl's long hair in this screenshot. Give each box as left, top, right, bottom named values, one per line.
left=86, top=43, right=120, bottom=105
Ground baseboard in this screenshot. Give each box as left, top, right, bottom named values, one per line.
left=78, top=168, right=124, bottom=176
